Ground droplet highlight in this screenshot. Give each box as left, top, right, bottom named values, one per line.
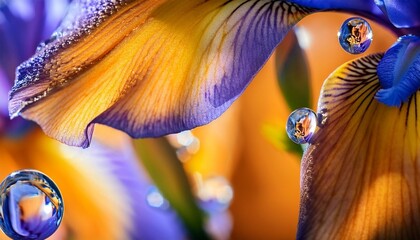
left=338, top=17, right=373, bottom=54
left=286, top=108, right=317, bottom=144
left=167, top=131, right=201, bottom=162
left=146, top=186, right=169, bottom=210
left=0, top=170, right=64, bottom=240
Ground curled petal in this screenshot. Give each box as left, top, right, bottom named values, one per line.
left=375, top=0, right=420, bottom=28
left=299, top=54, right=420, bottom=239
left=290, top=0, right=391, bottom=27
left=376, top=35, right=420, bottom=106
left=8, top=0, right=314, bottom=147
left=291, top=0, right=379, bottom=13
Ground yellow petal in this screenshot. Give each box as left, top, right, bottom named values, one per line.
left=298, top=54, right=420, bottom=239
left=10, top=0, right=312, bottom=147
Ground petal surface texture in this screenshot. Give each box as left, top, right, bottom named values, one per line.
left=290, top=0, right=378, bottom=13
left=298, top=54, right=420, bottom=239
left=375, top=0, right=420, bottom=28
left=376, top=35, right=420, bottom=106
left=8, top=0, right=313, bottom=147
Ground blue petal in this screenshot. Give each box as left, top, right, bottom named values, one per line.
left=375, top=35, right=420, bottom=106
left=290, top=0, right=401, bottom=32
left=375, top=0, right=420, bottom=28
left=290, top=0, right=383, bottom=16
left=0, top=0, right=69, bottom=80
left=0, top=68, right=9, bottom=116
left=0, top=0, right=69, bottom=134
left=290, top=0, right=372, bottom=9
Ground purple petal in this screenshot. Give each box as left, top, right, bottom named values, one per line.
left=0, top=0, right=69, bottom=97
left=290, top=0, right=378, bottom=11
left=289, top=0, right=401, bottom=33
left=42, top=0, right=71, bottom=38
left=0, top=0, right=70, bottom=134
left=290, top=0, right=385, bottom=20
left=63, top=128, right=187, bottom=239
left=375, top=35, right=420, bottom=106
left=0, top=68, right=9, bottom=116
left=375, top=0, right=420, bottom=28
left=0, top=5, right=24, bottom=80
left=93, top=141, right=187, bottom=239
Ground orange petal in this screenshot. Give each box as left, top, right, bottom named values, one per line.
left=298, top=54, right=420, bottom=239
left=9, top=0, right=313, bottom=147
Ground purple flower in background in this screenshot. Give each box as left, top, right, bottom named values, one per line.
left=0, top=0, right=68, bottom=136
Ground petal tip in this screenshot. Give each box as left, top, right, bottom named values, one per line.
left=375, top=88, right=403, bottom=107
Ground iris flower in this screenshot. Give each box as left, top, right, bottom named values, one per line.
left=1, top=1, right=219, bottom=239
left=7, top=0, right=420, bottom=238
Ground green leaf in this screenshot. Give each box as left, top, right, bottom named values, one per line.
left=262, top=123, right=303, bottom=156
left=276, top=28, right=311, bottom=110
left=133, top=138, right=210, bottom=240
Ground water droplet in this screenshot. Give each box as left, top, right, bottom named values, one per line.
left=146, top=186, right=169, bottom=210
left=338, top=17, right=373, bottom=54
left=286, top=108, right=317, bottom=144
left=0, top=170, right=64, bottom=240
left=36, top=35, right=57, bottom=52
left=318, top=108, right=328, bottom=127
left=195, top=175, right=233, bottom=213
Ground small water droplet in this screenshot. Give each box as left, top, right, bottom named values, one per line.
left=195, top=175, right=233, bottom=213
left=286, top=108, right=317, bottom=144
left=338, top=17, right=373, bottom=54
left=146, top=186, right=169, bottom=210
left=318, top=108, right=328, bottom=127
left=0, top=170, right=64, bottom=240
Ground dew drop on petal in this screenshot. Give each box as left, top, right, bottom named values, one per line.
left=146, top=186, right=170, bottom=210
left=0, top=170, right=64, bottom=240
left=286, top=108, right=317, bottom=144
left=338, top=17, right=373, bottom=54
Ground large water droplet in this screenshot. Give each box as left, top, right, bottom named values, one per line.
left=338, top=17, right=373, bottom=54
left=195, top=175, right=233, bottom=213
left=0, top=170, right=64, bottom=240
left=286, top=108, right=317, bottom=144
left=146, top=186, right=169, bottom=210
